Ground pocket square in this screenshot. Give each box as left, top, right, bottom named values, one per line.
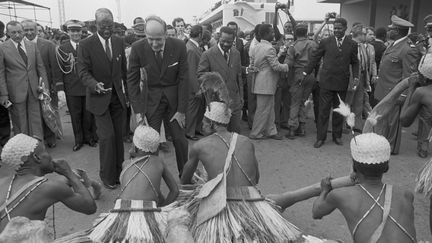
left=168, top=62, right=178, bottom=67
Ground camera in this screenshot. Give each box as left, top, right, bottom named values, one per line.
left=275, top=2, right=288, bottom=10
left=327, top=12, right=337, bottom=19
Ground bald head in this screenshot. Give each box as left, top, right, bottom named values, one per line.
left=95, top=8, right=114, bottom=39
left=145, top=15, right=167, bottom=52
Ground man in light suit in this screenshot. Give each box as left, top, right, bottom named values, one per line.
left=0, top=21, right=47, bottom=139
left=127, top=15, right=188, bottom=176
left=374, top=16, right=421, bottom=155
left=250, top=24, right=289, bottom=140
left=22, top=20, right=62, bottom=147
left=197, top=26, right=243, bottom=133
left=77, top=8, right=127, bottom=189
left=185, top=25, right=204, bottom=140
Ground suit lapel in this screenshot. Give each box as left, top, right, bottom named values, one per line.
left=24, top=40, right=34, bottom=69
left=92, top=35, right=111, bottom=67
left=160, top=39, right=172, bottom=76
left=7, top=40, right=26, bottom=68
left=214, top=46, right=229, bottom=70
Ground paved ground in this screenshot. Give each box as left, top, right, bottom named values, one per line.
left=45, top=108, right=431, bottom=242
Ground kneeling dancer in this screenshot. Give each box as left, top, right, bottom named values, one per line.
left=55, top=125, right=180, bottom=243
left=181, top=101, right=301, bottom=243
left=312, top=133, right=416, bottom=243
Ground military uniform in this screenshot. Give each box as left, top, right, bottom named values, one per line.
left=285, top=35, right=317, bottom=137
left=374, top=16, right=421, bottom=154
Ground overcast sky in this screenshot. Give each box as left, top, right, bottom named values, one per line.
left=0, top=0, right=339, bottom=28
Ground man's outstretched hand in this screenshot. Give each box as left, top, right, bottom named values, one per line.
left=170, top=112, right=185, bottom=128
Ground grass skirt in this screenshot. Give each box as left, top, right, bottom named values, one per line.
left=54, top=199, right=173, bottom=243
left=188, top=186, right=302, bottom=243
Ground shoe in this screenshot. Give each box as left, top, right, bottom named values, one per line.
left=73, top=143, right=83, bottom=151
left=285, top=128, right=296, bottom=140
left=280, top=124, right=289, bottom=130
left=268, top=134, right=283, bottom=140
left=314, top=140, right=324, bottom=148
left=47, top=142, right=56, bottom=148
left=186, top=135, right=199, bottom=141
left=102, top=182, right=118, bottom=190
left=123, top=137, right=132, bottom=143
left=295, top=123, right=306, bottom=137
left=418, top=150, right=428, bottom=158
left=353, top=128, right=362, bottom=134
left=87, top=139, right=97, bottom=147
left=333, top=138, right=343, bottom=145
left=249, top=135, right=265, bottom=140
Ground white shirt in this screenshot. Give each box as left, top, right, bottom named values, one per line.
left=392, top=36, right=407, bottom=46
left=11, top=39, right=27, bottom=54
left=97, top=32, right=112, bottom=53
left=188, top=38, right=199, bottom=48
left=335, top=35, right=346, bottom=46
left=218, top=43, right=230, bottom=63
left=70, top=40, right=78, bottom=50
left=25, top=36, right=37, bottom=43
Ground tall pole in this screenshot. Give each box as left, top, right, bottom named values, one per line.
left=115, top=0, right=121, bottom=23
left=58, top=0, right=65, bottom=25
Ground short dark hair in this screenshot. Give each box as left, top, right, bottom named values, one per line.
left=375, top=27, right=387, bottom=41
left=172, top=17, right=185, bottom=27
left=220, top=26, right=235, bottom=37
left=189, top=25, right=203, bottom=38
left=202, top=30, right=211, bottom=41
left=353, top=160, right=389, bottom=178
left=227, top=21, right=238, bottom=28
left=0, top=20, right=4, bottom=37
left=254, top=24, right=262, bottom=41
left=202, top=23, right=212, bottom=33
left=334, top=18, right=347, bottom=28
left=366, top=26, right=375, bottom=34
left=295, top=27, right=307, bottom=37
left=133, top=17, right=144, bottom=25
left=258, top=24, right=272, bottom=40
left=351, top=24, right=364, bottom=38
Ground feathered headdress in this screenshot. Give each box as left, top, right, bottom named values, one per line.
left=333, top=94, right=356, bottom=142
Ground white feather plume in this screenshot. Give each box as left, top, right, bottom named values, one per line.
left=333, top=94, right=356, bottom=129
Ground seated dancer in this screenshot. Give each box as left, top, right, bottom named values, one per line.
left=0, top=134, right=96, bottom=232
left=55, top=125, right=180, bottom=243
left=312, top=133, right=416, bottom=243
left=181, top=101, right=302, bottom=243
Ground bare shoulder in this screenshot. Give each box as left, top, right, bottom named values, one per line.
left=392, top=187, right=414, bottom=203
left=38, top=175, right=71, bottom=198
left=328, top=186, right=358, bottom=204
left=149, top=155, right=165, bottom=170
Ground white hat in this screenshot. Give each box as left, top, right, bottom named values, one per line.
left=1, top=134, right=39, bottom=170
left=204, top=102, right=231, bottom=125
left=350, top=133, right=390, bottom=164
left=133, top=125, right=160, bottom=153
left=419, top=53, right=432, bottom=80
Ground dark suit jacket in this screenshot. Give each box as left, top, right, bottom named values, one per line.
left=59, top=41, right=87, bottom=96
left=374, top=37, right=420, bottom=101
left=186, top=40, right=202, bottom=95
left=197, top=45, right=243, bottom=110
left=305, top=35, right=359, bottom=91
left=77, top=34, right=127, bottom=115
left=36, top=38, right=62, bottom=95
left=127, top=37, right=188, bottom=116
left=371, top=40, right=386, bottom=70
left=0, top=39, right=47, bottom=103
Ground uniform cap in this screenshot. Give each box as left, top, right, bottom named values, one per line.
left=133, top=125, right=160, bottom=153
left=204, top=102, right=231, bottom=125
left=0, top=134, right=39, bottom=170
left=424, top=14, right=432, bottom=27
left=133, top=22, right=145, bottom=37
left=350, top=133, right=391, bottom=164
left=296, top=22, right=308, bottom=30
left=64, top=19, right=84, bottom=30
left=388, top=15, right=414, bottom=29
left=419, top=53, right=432, bottom=80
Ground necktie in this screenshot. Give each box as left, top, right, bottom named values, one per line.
left=17, top=42, right=28, bottom=66
left=105, top=39, right=112, bottom=61
left=223, top=51, right=229, bottom=63
left=337, top=38, right=342, bottom=48
left=155, top=50, right=163, bottom=68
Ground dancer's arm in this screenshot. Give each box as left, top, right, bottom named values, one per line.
left=180, top=143, right=200, bottom=184
left=400, top=87, right=423, bottom=127
left=161, top=161, right=179, bottom=206
left=312, top=177, right=337, bottom=219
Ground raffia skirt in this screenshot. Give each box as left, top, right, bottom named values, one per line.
left=53, top=199, right=174, bottom=243
left=187, top=186, right=303, bottom=243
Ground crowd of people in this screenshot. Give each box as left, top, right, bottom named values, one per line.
left=0, top=4, right=430, bottom=242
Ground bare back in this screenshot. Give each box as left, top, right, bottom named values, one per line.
left=193, top=132, right=259, bottom=186
left=119, top=156, right=164, bottom=203
left=330, top=184, right=416, bottom=243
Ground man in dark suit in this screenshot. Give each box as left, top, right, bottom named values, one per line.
left=185, top=25, right=204, bottom=140
left=0, top=20, right=10, bottom=148
left=0, top=21, right=48, bottom=139
left=77, top=8, right=127, bottom=189
left=304, top=18, right=359, bottom=148
left=22, top=20, right=63, bottom=148
left=374, top=16, right=421, bottom=155
left=197, top=26, right=243, bottom=133
left=127, top=15, right=188, bottom=176
left=58, top=20, right=97, bottom=151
